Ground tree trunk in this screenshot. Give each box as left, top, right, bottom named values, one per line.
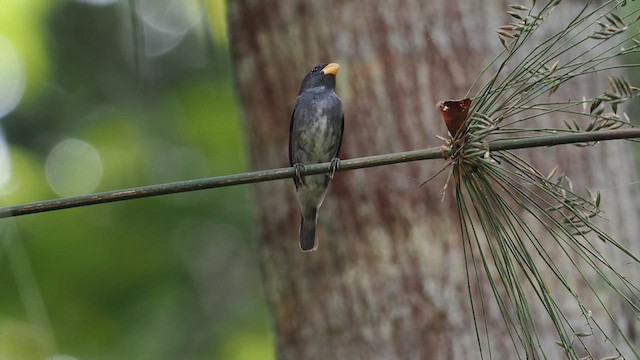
left=228, top=0, right=640, bottom=358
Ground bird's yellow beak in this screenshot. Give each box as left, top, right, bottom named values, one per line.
left=322, top=63, right=340, bottom=76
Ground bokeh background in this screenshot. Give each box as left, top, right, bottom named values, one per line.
left=2, top=0, right=640, bottom=359
left=0, top=0, right=273, bottom=359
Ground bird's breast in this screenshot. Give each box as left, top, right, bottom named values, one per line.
left=293, top=89, right=342, bottom=164
left=300, top=114, right=336, bottom=161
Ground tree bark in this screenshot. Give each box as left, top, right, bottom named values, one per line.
left=228, top=0, right=640, bottom=358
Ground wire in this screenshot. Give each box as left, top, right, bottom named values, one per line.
left=0, top=128, right=638, bottom=218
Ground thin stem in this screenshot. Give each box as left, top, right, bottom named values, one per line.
left=0, top=128, right=639, bottom=218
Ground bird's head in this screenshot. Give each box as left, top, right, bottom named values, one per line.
left=298, top=63, right=340, bottom=94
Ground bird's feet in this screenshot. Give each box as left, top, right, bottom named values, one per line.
left=329, top=157, right=340, bottom=179
left=293, top=163, right=306, bottom=185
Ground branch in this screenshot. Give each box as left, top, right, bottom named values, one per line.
left=0, top=128, right=638, bottom=218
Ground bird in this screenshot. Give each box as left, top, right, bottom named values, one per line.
left=289, top=62, right=344, bottom=252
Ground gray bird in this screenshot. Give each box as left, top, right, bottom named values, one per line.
left=289, top=63, right=344, bottom=252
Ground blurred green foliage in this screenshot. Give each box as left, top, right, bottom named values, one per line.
left=0, top=0, right=273, bottom=359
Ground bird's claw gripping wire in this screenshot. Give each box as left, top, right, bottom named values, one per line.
left=293, top=163, right=306, bottom=185
left=329, top=157, right=340, bottom=179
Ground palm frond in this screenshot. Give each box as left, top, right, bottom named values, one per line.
left=447, top=0, right=640, bottom=358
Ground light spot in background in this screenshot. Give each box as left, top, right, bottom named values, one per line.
left=0, top=35, right=26, bottom=119
left=45, top=139, right=103, bottom=197
left=137, top=0, right=202, bottom=56
left=205, top=0, right=228, bottom=44
left=0, top=129, right=12, bottom=188
left=75, top=0, right=120, bottom=5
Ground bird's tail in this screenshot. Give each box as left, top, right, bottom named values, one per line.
left=299, top=207, right=318, bottom=252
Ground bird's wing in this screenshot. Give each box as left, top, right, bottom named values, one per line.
left=335, top=112, right=344, bottom=157
left=288, top=98, right=298, bottom=167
